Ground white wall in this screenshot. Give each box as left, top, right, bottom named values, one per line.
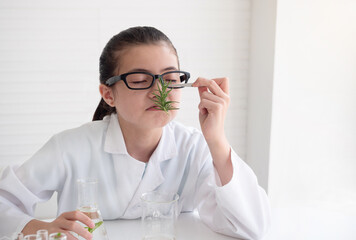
left=246, top=0, right=276, bottom=191
left=0, top=0, right=251, bottom=218
left=267, top=0, right=356, bottom=239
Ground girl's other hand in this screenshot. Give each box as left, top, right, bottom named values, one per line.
left=22, top=211, right=94, bottom=240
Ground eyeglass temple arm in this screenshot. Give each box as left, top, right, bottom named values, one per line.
left=105, top=76, right=122, bottom=86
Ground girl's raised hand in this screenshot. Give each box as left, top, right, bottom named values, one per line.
left=192, top=77, right=230, bottom=145
left=192, top=77, right=233, bottom=185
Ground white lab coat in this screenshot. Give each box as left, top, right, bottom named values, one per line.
left=0, top=114, right=270, bottom=239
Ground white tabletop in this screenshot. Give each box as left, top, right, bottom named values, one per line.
left=104, top=212, right=238, bottom=240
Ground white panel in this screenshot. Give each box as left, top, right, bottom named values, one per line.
left=246, top=0, right=276, bottom=191
left=267, top=0, right=356, bottom=239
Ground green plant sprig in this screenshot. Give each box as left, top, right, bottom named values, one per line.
left=85, top=221, right=103, bottom=233
left=51, top=233, right=64, bottom=239
left=152, top=77, right=179, bottom=113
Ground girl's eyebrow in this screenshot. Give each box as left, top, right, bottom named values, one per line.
left=127, top=66, right=178, bottom=73
left=128, top=68, right=150, bottom=72
left=162, top=66, right=178, bottom=72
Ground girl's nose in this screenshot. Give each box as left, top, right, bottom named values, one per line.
left=148, top=78, right=162, bottom=98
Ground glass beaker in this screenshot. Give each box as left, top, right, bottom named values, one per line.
left=77, top=179, right=109, bottom=240
left=141, top=191, right=179, bottom=240
left=24, top=235, right=41, bottom=240
left=15, top=232, right=24, bottom=240
left=48, top=233, right=66, bottom=240
left=36, top=229, right=48, bottom=240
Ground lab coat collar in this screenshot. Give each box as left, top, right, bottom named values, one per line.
left=104, top=114, right=128, bottom=154
left=103, top=114, right=178, bottom=161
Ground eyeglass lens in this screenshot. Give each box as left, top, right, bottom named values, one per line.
left=126, top=72, right=187, bottom=89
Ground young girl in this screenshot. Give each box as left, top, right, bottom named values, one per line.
left=0, top=26, right=270, bottom=239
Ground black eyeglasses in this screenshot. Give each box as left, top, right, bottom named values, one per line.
left=105, top=71, right=190, bottom=90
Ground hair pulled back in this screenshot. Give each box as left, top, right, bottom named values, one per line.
left=92, top=26, right=178, bottom=121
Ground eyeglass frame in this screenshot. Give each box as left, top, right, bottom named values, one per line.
left=105, top=70, right=191, bottom=90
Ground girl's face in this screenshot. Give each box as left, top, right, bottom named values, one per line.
left=112, top=43, right=181, bottom=130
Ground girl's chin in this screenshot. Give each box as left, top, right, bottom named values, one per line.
left=147, top=111, right=177, bottom=126
left=118, top=110, right=177, bottom=130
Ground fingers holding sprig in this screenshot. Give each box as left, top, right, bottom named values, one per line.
left=49, top=211, right=94, bottom=240
left=192, top=77, right=230, bottom=144
left=192, top=77, right=229, bottom=97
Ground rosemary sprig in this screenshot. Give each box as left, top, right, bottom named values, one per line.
left=152, top=77, right=179, bottom=113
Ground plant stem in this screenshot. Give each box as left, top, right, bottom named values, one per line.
left=152, top=77, right=179, bottom=113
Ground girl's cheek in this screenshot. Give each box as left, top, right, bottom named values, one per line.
left=170, top=89, right=181, bottom=99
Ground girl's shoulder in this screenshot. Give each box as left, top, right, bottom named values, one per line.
left=54, top=117, right=110, bottom=144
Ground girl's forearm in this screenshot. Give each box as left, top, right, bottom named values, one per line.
left=22, top=219, right=49, bottom=235
left=208, top=137, right=233, bottom=186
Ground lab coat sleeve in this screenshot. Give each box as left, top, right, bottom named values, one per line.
left=0, top=135, right=65, bottom=238
left=194, top=148, right=271, bottom=240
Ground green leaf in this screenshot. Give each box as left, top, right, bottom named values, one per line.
left=85, top=221, right=103, bottom=233
left=50, top=233, right=63, bottom=239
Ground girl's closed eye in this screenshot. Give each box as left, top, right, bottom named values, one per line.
left=132, top=80, right=148, bottom=84
left=164, top=79, right=178, bottom=83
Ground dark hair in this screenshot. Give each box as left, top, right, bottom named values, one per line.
left=92, top=26, right=178, bottom=121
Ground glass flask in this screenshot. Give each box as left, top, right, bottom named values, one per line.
left=77, top=179, right=109, bottom=240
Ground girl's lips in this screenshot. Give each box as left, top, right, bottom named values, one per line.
left=146, top=106, right=160, bottom=111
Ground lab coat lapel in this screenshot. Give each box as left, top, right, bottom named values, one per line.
left=140, top=122, right=178, bottom=192
left=111, top=154, right=146, bottom=217
left=122, top=123, right=178, bottom=218
left=103, top=114, right=146, bottom=217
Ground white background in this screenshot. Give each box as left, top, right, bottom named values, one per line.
left=1, top=0, right=356, bottom=239
left=0, top=0, right=249, bottom=168
left=0, top=0, right=250, bottom=220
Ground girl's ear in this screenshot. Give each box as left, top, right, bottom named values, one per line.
left=99, top=84, right=115, bottom=107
